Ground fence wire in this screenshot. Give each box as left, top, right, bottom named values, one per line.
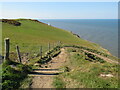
left=2, top=41, right=61, bottom=64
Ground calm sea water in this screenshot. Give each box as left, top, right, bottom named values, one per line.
left=39, top=19, right=118, bottom=57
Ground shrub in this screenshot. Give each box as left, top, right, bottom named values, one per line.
left=2, top=19, right=21, bottom=26
left=2, top=66, right=18, bottom=74
left=2, top=73, right=22, bottom=82
left=85, top=52, right=105, bottom=63
left=2, top=60, right=32, bottom=89
left=2, top=80, right=19, bottom=89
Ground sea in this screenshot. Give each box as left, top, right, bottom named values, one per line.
left=39, top=19, right=118, bottom=57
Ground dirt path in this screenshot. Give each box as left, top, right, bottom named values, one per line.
left=30, top=47, right=118, bottom=88
left=82, top=49, right=119, bottom=64
left=46, top=48, right=67, bottom=69
left=30, top=48, right=67, bottom=88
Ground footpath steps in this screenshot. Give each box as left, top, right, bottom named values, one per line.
left=28, top=68, right=63, bottom=76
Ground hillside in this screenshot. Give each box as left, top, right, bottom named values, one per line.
left=2, top=19, right=111, bottom=53
left=1, top=19, right=119, bottom=89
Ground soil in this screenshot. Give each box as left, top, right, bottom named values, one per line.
left=30, top=48, right=68, bottom=88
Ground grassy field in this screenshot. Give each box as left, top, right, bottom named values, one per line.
left=2, top=19, right=110, bottom=55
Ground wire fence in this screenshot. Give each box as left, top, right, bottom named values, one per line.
left=2, top=38, right=62, bottom=64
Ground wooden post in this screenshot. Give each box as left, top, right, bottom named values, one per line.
left=57, top=41, right=60, bottom=46
left=59, top=41, right=61, bottom=45
left=57, top=41, right=59, bottom=46
left=48, top=43, right=50, bottom=58
left=53, top=43, right=54, bottom=48
left=59, top=41, right=60, bottom=46
left=4, top=38, right=10, bottom=60
left=40, top=46, right=42, bottom=59
left=48, top=43, right=50, bottom=52
left=16, top=45, right=22, bottom=63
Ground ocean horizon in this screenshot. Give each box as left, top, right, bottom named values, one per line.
left=39, top=19, right=118, bottom=57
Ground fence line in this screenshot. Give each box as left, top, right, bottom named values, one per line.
left=3, top=38, right=62, bottom=64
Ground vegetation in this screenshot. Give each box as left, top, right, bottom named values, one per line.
left=2, top=60, right=32, bottom=89
left=2, top=19, right=119, bottom=89
left=84, top=52, right=105, bottom=63
left=1, top=19, right=21, bottom=26
left=53, top=48, right=118, bottom=88
left=53, top=77, right=65, bottom=88
left=63, top=45, right=118, bottom=61
left=37, top=46, right=61, bottom=64
left=2, top=19, right=110, bottom=55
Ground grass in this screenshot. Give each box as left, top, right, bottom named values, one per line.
left=2, top=19, right=119, bottom=88
left=2, top=19, right=109, bottom=55
left=2, top=60, right=32, bottom=89
left=53, top=48, right=118, bottom=88
left=19, top=76, right=33, bottom=88
left=53, top=77, right=65, bottom=88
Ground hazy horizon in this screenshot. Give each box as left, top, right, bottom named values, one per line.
left=2, top=2, right=118, bottom=19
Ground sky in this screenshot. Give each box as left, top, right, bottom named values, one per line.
left=0, top=0, right=119, bottom=2
left=1, top=2, right=118, bottom=19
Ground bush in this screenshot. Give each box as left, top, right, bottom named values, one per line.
left=85, top=52, right=105, bottom=63
left=2, top=60, right=32, bottom=89
left=2, top=73, right=22, bottom=82
left=2, top=19, right=21, bottom=26
left=2, top=80, right=19, bottom=89
left=2, top=66, right=18, bottom=74
left=2, top=60, right=18, bottom=67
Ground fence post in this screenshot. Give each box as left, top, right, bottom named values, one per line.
left=48, top=43, right=50, bottom=52
left=57, top=41, right=59, bottom=46
left=53, top=43, right=54, bottom=48
left=4, top=38, right=10, bottom=60
left=16, top=45, right=22, bottom=63
left=40, top=46, right=42, bottom=59
left=48, top=43, right=50, bottom=58
left=59, top=41, right=61, bottom=46
left=58, top=41, right=61, bottom=46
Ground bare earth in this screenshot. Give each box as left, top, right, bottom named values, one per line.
left=31, top=48, right=67, bottom=88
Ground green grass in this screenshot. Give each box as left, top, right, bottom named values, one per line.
left=53, top=48, right=118, bottom=88
left=2, top=60, right=32, bottom=89
left=2, top=19, right=109, bottom=55
left=53, top=77, right=65, bottom=88
left=19, top=76, right=32, bottom=88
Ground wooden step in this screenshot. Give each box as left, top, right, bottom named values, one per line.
left=28, top=72, right=59, bottom=76
left=28, top=74, right=57, bottom=76
left=33, top=68, right=59, bottom=71
left=32, top=70, right=62, bottom=73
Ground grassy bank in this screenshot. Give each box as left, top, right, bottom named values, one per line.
left=53, top=47, right=118, bottom=88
